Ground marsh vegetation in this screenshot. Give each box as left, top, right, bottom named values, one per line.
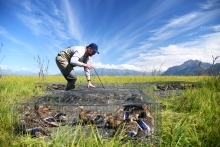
left=0, top=75, right=219, bottom=147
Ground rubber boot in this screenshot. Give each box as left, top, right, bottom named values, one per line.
left=66, top=80, right=75, bottom=91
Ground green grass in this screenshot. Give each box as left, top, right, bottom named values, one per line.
left=0, top=75, right=219, bottom=147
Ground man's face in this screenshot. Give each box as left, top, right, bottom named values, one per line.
left=88, top=47, right=96, bottom=56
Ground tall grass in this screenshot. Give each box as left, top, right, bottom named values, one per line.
left=157, top=77, right=220, bottom=147
left=0, top=75, right=219, bottom=146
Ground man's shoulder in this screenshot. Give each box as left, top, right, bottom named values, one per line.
left=71, top=46, right=85, bottom=56
left=71, top=46, right=84, bottom=50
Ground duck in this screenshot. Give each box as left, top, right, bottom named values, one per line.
left=26, top=126, right=50, bottom=138
left=115, top=114, right=140, bottom=139
left=121, top=113, right=155, bottom=139
left=115, top=107, right=130, bottom=121
left=124, top=105, right=144, bottom=115
left=19, top=110, right=51, bottom=137
left=43, top=117, right=59, bottom=127
left=104, top=113, right=123, bottom=129
left=104, top=106, right=131, bottom=129
left=141, top=105, right=155, bottom=125
left=132, top=107, right=155, bottom=138
left=36, top=104, right=67, bottom=122
left=125, top=115, right=140, bottom=138
left=135, top=117, right=155, bottom=137
left=78, top=106, right=104, bottom=125
left=34, top=104, right=59, bottom=127
left=52, top=112, right=67, bottom=122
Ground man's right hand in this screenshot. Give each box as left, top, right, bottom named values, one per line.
left=85, top=64, right=94, bottom=69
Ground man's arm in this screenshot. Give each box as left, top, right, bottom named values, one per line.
left=70, top=56, right=94, bottom=69
left=84, top=57, right=95, bottom=88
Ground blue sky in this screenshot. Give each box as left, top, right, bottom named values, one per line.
left=0, top=0, right=220, bottom=75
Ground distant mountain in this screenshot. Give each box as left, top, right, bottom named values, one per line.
left=162, top=59, right=220, bottom=76
left=55, top=68, right=150, bottom=76
left=2, top=60, right=219, bottom=76
left=90, top=68, right=149, bottom=76
left=1, top=67, right=149, bottom=76
left=1, top=69, right=37, bottom=75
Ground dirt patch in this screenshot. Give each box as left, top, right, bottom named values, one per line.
left=156, top=82, right=196, bottom=91
left=35, top=83, right=66, bottom=91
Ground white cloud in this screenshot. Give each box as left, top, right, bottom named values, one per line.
left=93, top=62, right=144, bottom=72
left=0, top=65, right=29, bottom=71
left=125, top=32, right=220, bottom=72
left=0, top=65, right=8, bottom=70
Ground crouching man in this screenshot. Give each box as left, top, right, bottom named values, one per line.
left=55, top=43, right=99, bottom=90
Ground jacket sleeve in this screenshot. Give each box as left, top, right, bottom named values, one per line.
left=70, top=54, right=84, bottom=67
left=69, top=47, right=84, bottom=67
left=84, top=57, right=91, bottom=81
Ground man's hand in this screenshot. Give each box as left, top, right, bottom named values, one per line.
left=85, top=64, right=94, bottom=69
left=88, top=81, right=96, bottom=88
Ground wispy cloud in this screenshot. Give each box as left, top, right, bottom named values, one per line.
left=1, top=0, right=220, bottom=74
left=199, top=0, right=220, bottom=9
left=98, top=0, right=179, bottom=55
left=186, top=32, right=198, bottom=36
left=149, top=8, right=220, bottom=41
left=118, top=5, right=220, bottom=68
left=16, top=13, right=45, bottom=36
left=200, top=24, right=220, bottom=31
left=0, top=25, right=37, bottom=55
left=10, top=49, right=24, bottom=56
left=62, top=0, right=82, bottom=44
left=148, top=12, right=199, bottom=41
left=22, top=0, right=32, bottom=11
left=0, top=25, right=7, bottom=35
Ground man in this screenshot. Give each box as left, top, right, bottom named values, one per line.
left=56, top=43, right=99, bottom=90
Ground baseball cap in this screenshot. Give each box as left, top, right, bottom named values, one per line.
left=88, top=43, right=99, bottom=54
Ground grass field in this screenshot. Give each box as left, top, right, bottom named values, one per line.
left=0, top=75, right=219, bottom=147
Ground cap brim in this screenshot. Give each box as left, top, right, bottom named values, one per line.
left=94, top=50, right=99, bottom=54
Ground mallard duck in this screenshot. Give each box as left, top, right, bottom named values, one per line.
left=52, top=112, right=67, bottom=122
left=124, top=105, right=143, bottom=115
left=132, top=106, right=155, bottom=138
left=34, top=104, right=51, bottom=111
left=135, top=117, right=154, bottom=137
left=19, top=105, right=48, bottom=128
left=125, top=115, right=140, bottom=137
left=35, top=104, right=59, bottom=127
left=26, top=126, right=49, bottom=138
left=104, top=113, right=123, bottom=129
left=43, top=117, right=59, bottom=127
left=115, top=107, right=130, bottom=121
left=141, top=105, right=154, bottom=125
left=36, top=104, right=67, bottom=122
left=19, top=113, right=51, bottom=137
left=78, top=106, right=104, bottom=125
